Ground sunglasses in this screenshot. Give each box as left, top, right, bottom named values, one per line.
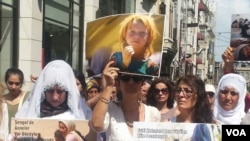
left=154, top=88, right=169, bottom=94
left=220, top=89, right=239, bottom=96
left=7, top=81, right=21, bottom=86
left=206, top=92, right=215, bottom=98
left=176, top=87, right=194, bottom=97
left=119, top=75, right=143, bottom=82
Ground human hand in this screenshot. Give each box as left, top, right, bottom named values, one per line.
left=122, top=46, right=134, bottom=68
left=102, top=61, right=119, bottom=88
left=222, top=47, right=235, bottom=62
left=30, top=74, right=38, bottom=83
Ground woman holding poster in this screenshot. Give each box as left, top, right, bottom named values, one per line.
left=90, top=61, right=161, bottom=141
left=109, top=14, right=160, bottom=76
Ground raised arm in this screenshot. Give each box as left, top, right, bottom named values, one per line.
left=90, top=61, right=119, bottom=132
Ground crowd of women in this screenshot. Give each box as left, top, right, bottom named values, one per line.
left=0, top=13, right=250, bottom=141
left=0, top=59, right=249, bottom=141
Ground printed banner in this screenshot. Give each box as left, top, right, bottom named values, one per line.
left=133, top=122, right=222, bottom=141
left=11, top=118, right=96, bottom=141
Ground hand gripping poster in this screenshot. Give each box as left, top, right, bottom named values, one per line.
left=85, top=14, right=164, bottom=77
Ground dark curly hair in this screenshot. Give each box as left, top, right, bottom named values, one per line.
left=175, top=75, right=214, bottom=123
left=146, top=78, right=175, bottom=109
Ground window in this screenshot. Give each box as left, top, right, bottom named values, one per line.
left=0, top=0, right=19, bottom=79
left=43, top=0, right=83, bottom=69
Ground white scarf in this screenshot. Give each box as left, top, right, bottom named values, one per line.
left=213, top=73, right=246, bottom=124
left=15, top=60, right=91, bottom=119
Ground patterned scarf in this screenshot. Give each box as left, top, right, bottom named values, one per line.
left=40, top=99, right=69, bottom=118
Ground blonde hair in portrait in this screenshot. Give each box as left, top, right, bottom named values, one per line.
left=119, top=14, right=158, bottom=59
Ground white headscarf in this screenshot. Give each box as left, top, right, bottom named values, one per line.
left=213, top=73, right=246, bottom=124
left=15, top=60, right=91, bottom=119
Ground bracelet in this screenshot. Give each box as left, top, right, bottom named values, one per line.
left=99, top=96, right=110, bottom=104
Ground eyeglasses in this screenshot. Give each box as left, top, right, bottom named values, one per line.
left=154, top=88, right=169, bottom=94
left=176, top=87, right=195, bottom=97
left=220, top=89, right=239, bottom=96
left=46, top=89, right=66, bottom=95
left=206, top=92, right=215, bottom=98
left=7, top=81, right=21, bottom=86
left=120, top=75, right=143, bottom=82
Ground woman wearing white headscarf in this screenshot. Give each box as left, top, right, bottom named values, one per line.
left=58, top=120, right=86, bottom=141
left=213, top=73, right=247, bottom=124
left=15, top=60, right=91, bottom=119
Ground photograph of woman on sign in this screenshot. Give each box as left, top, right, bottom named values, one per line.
left=86, top=14, right=164, bottom=77
left=229, top=14, right=250, bottom=61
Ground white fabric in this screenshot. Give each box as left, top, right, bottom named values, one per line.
left=101, top=102, right=161, bottom=141
left=213, top=73, right=247, bottom=124
left=15, top=60, right=91, bottom=119
left=0, top=103, right=8, bottom=140
left=205, top=84, right=216, bottom=93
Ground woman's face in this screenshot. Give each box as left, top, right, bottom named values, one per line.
left=153, top=82, right=169, bottom=103
left=125, top=20, right=149, bottom=53
left=218, top=86, right=239, bottom=111
left=175, top=81, right=197, bottom=111
left=87, top=87, right=99, bottom=99
left=45, top=86, right=67, bottom=107
left=75, top=78, right=83, bottom=94
left=6, top=74, right=22, bottom=94
left=58, top=122, right=68, bottom=137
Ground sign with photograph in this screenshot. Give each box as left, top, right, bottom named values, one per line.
left=230, top=14, right=250, bottom=61
left=133, top=122, right=221, bottom=141
left=86, top=13, right=164, bottom=77
left=11, top=118, right=96, bottom=141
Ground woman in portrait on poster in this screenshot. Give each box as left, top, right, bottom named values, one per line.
left=58, top=120, right=86, bottom=141
left=109, top=14, right=160, bottom=75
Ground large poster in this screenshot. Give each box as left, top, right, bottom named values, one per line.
left=11, top=118, right=96, bottom=141
left=230, top=14, right=250, bottom=61
left=86, top=14, right=164, bottom=77
left=133, top=122, right=222, bottom=141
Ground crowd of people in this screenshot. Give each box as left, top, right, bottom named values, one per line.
left=0, top=59, right=250, bottom=140
left=1, top=14, right=250, bottom=141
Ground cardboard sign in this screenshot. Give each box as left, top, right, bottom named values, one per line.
left=11, top=118, right=96, bottom=141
